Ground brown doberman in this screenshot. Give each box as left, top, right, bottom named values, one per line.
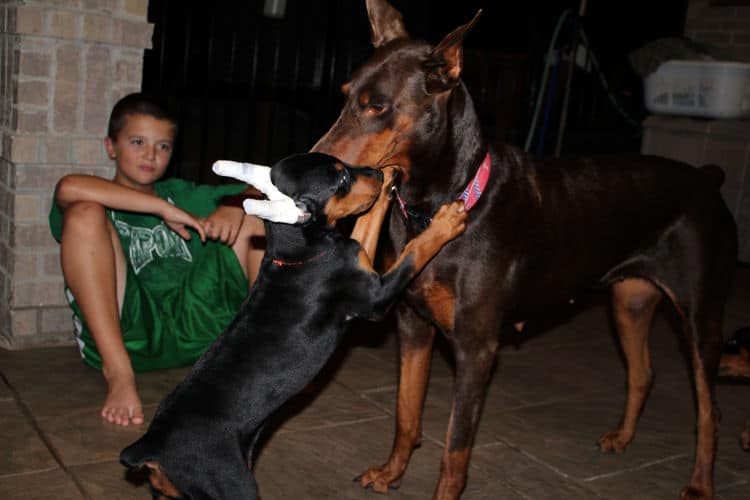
left=311, top=1, right=738, bottom=498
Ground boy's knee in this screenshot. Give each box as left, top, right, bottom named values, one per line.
left=62, top=201, right=109, bottom=234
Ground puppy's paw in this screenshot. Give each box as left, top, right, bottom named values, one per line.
left=432, top=200, right=468, bottom=241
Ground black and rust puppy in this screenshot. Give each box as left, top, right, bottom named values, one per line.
left=119, top=152, right=466, bottom=499
left=720, top=327, right=750, bottom=450
left=310, top=1, right=738, bottom=499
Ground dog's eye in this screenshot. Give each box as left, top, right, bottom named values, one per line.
left=366, top=103, right=387, bottom=116
left=336, top=170, right=352, bottom=194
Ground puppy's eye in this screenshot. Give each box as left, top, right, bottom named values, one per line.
left=336, top=170, right=352, bottom=195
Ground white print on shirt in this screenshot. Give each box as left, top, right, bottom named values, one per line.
left=115, top=221, right=193, bottom=274
left=112, top=197, right=193, bottom=274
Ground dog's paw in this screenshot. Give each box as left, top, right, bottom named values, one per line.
left=597, top=430, right=631, bottom=454
left=680, top=485, right=711, bottom=500
left=432, top=200, right=468, bottom=240
left=356, top=464, right=402, bottom=494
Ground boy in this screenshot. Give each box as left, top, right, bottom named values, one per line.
left=49, top=93, right=265, bottom=426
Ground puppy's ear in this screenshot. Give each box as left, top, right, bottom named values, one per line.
left=366, top=0, right=408, bottom=47
left=424, top=10, right=481, bottom=94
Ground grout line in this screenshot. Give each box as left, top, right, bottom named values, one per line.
left=0, top=370, right=92, bottom=499
left=716, top=478, right=749, bottom=491
left=0, top=466, right=60, bottom=479
left=582, top=453, right=688, bottom=482
left=276, top=415, right=390, bottom=434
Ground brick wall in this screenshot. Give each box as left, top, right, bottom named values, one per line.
left=0, top=0, right=152, bottom=349
left=684, top=0, right=750, bottom=61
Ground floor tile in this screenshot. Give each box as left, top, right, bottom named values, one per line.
left=0, top=468, right=83, bottom=499
left=0, top=400, right=58, bottom=475
left=35, top=405, right=158, bottom=467
left=469, top=443, right=606, bottom=499
left=70, top=460, right=148, bottom=500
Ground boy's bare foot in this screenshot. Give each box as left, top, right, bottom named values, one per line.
left=101, top=374, right=144, bottom=426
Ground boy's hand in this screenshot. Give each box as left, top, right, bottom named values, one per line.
left=202, top=205, right=245, bottom=245
left=160, top=204, right=206, bottom=243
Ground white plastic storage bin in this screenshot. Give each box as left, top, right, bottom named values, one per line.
left=644, top=60, right=750, bottom=119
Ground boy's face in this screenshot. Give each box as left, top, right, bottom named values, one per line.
left=106, top=113, right=175, bottom=192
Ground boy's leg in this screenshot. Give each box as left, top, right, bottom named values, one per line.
left=60, top=201, right=143, bottom=426
left=231, top=214, right=265, bottom=285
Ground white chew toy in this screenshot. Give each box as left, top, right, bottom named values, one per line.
left=212, top=160, right=309, bottom=224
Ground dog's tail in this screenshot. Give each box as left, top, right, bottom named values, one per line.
left=699, top=164, right=726, bottom=188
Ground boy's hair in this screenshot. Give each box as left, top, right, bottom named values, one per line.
left=107, top=93, right=177, bottom=140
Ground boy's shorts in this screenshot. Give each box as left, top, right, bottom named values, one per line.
left=69, top=242, right=247, bottom=372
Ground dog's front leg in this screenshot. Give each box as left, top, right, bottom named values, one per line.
left=350, top=166, right=397, bottom=261
left=358, top=304, right=436, bottom=493
left=361, top=201, right=466, bottom=319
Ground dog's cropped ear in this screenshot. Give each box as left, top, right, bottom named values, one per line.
left=366, top=0, right=408, bottom=47
left=424, top=9, right=482, bottom=94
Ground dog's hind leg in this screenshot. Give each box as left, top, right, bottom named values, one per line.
left=678, top=297, right=725, bottom=500
left=358, top=304, right=436, bottom=493
left=598, top=277, right=663, bottom=453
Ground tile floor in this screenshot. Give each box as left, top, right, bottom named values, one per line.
left=1, top=266, right=749, bottom=499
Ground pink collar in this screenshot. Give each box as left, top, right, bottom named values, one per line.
left=394, top=152, right=491, bottom=220
left=272, top=250, right=329, bottom=267
left=459, top=152, right=491, bottom=211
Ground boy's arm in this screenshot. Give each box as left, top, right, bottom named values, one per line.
left=54, top=174, right=205, bottom=241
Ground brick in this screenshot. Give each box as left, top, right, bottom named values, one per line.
left=19, top=51, right=52, bottom=78
left=44, top=252, right=63, bottom=277
left=12, top=280, right=67, bottom=307
left=17, top=109, right=48, bottom=133
left=83, top=46, right=111, bottom=134
left=115, top=57, right=140, bottom=84
left=124, top=0, right=149, bottom=18
left=119, top=19, right=153, bottom=48
left=0, top=241, right=9, bottom=271
left=0, top=183, right=9, bottom=212
left=83, top=0, right=117, bottom=13
left=47, top=10, right=80, bottom=39
left=9, top=135, right=39, bottom=163
left=53, top=79, right=79, bottom=133
left=13, top=223, right=56, bottom=249
left=10, top=308, right=37, bottom=336
left=15, top=6, right=44, bottom=35
left=42, top=136, right=72, bottom=164
left=17, top=80, right=49, bottom=107
left=56, top=44, right=81, bottom=83
left=74, top=137, right=103, bottom=164
left=0, top=187, right=8, bottom=218
left=15, top=165, right=100, bottom=190
left=14, top=194, right=41, bottom=222
left=13, top=251, right=39, bottom=280
left=82, top=14, right=111, bottom=43
left=42, top=307, right=73, bottom=334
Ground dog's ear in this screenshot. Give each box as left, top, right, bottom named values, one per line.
left=366, top=0, right=408, bottom=47
left=424, top=9, right=482, bottom=94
